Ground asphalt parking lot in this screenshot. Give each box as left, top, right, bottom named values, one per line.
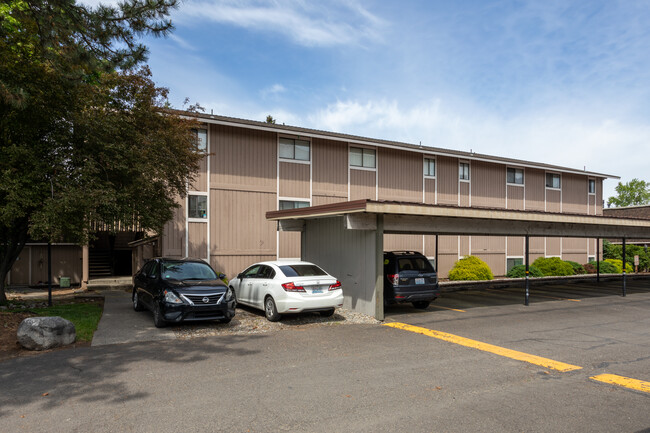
left=1, top=279, right=648, bottom=432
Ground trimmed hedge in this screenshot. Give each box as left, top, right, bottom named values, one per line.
left=587, top=261, right=617, bottom=274
left=604, top=259, right=634, bottom=274
left=565, top=261, right=586, bottom=275
left=532, top=257, right=574, bottom=276
left=506, top=265, right=544, bottom=278
left=448, top=256, right=494, bottom=281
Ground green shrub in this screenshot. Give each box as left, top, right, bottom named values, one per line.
left=506, top=265, right=544, bottom=278
left=604, top=259, right=633, bottom=274
left=603, top=240, right=649, bottom=271
left=565, top=261, right=586, bottom=275
left=583, top=263, right=596, bottom=274
left=448, top=256, right=494, bottom=281
left=531, top=257, right=574, bottom=276
left=587, top=261, right=618, bottom=274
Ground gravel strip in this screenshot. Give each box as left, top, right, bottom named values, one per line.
left=173, top=306, right=380, bottom=339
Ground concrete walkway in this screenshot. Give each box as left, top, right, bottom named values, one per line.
left=91, top=289, right=176, bottom=347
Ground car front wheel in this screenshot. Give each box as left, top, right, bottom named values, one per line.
left=319, top=308, right=335, bottom=317
left=153, top=302, right=167, bottom=328
left=264, top=296, right=281, bottom=322
left=133, top=290, right=144, bottom=311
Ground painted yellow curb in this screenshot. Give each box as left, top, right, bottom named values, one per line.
left=590, top=374, right=650, bottom=393
left=384, top=322, right=582, bottom=372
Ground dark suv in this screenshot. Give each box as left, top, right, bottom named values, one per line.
left=383, top=251, right=440, bottom=309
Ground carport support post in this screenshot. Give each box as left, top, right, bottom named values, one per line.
left=622, top=237, right=627, bottom=297
left=525, top=235, right=530, bottom=306
left=375, top=214, right=385, bottom=321
left=596, top=238, right=600, bottom=283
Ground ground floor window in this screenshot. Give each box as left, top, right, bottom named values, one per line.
left=506, top=257, right=523, bottom=272
left=188, top=195, right=208, bottom=219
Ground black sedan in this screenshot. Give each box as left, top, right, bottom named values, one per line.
left=132, top=258, right=236, bottom=328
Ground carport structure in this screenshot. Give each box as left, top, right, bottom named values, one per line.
left=267, top=200, right=650, bottom=320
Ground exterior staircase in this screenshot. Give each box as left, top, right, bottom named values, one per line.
left=89, top=249, right=112, bottom=278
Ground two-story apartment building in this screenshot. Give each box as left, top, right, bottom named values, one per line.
left=159, top=111, right=613, bottom=279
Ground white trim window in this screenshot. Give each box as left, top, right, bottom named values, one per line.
left=424, top=158, right=436, bottom=177
left=507, top=167, right=524, bottom=185
left=545, top=173, right=561, bottom=189
left=279, top=138, right=310, bottom=162
left=350, top=146, right=376, bottom=169
left=506, top=257, right=523, bottom=273
left=188, top=194, right=208, bottom=220
left=195, top=128, right=207, bottom=153
left=459, top=162, right=470, bottom=181
left=588, top=179, right=596, bottom=194
left=279, top=200, right=310, bottom=210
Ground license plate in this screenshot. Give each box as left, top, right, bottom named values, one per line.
left=312, top=289, right=323, bottom=294
left=415, top=278, right=425, bottom=285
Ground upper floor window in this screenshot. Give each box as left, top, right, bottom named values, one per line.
left=424, top=158, right=436, bottom=177
left=350, top=147, right=376, bottom=169
left=546, top=173, right=561, bottom=189
left=507, top=167, right=524, bottom=185
left=588, top=179, right=596, bottom=194
left=279, top=138, right=310, bottom=161
left=459, top=162, right=470, bottom=181
left=188, top=194, right=208, bottom=219
left=279, top=200, right=310, bottom=210
left=194, top=129, right=207, bottom=152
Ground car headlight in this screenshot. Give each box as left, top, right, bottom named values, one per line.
left=225, top=287, right=234, bottom=301
left=164, top=290, right=183, bottom=304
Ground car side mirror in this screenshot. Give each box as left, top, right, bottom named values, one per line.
left=237, top=273, right=243, bottom=279
left=218, top=273, right=226, bottom=280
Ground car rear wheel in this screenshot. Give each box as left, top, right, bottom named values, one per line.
left=412, top=301, right=430, bottom=309
left=264, top=296, right=281, bottom=322
left=319, top=308, right=335, bottom=317
left=218, top=317, right=232, bottom=324
left=132, top=291, right=144, bottom=311
left=153, top=302, right=167, bottom=328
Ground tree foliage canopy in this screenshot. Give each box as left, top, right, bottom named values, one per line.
left=607, top=179, right=650, bottom=208
left=0, top=0, right=202, bottom=303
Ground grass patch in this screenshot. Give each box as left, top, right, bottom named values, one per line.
left=14, top=303, right=103, bottom=342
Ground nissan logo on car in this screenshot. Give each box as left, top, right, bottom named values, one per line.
left=202, top=297, right=210, bottom=303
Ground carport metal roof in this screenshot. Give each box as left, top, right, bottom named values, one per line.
left=267, top=199, right=650, bottom=239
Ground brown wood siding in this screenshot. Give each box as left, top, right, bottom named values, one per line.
left=525, top=169, right=545, bottom=211
left=563, top=237, right=587, bottom=254
left=546, top=189, right=561, bottom=213
left=378, top=148, right=422, bottom=202
left=563, top=253, right=586, bottom=264
left=507, top=237, right=524, bottom=256
left=350, top=169, right=376, bottom=200
left=530, top=237, right=545, bottom=255
left=312, top=195, right=347, bottom=206
left=596, top=179, right=603, bottom=215
left=190, top=156, right=208, bottom=192
left=162, top=202, right=185, bottom=257
left=9, top=247, right=30, bottom=284
left=210, top=189, right=276, bottom=256
left=424, top=178, right=436, bottom=204
left=438, top=235, right=458, bottom=253
left=30, top=245, right=82, bottom=285
left=438, top=254, right=457, bottom=279
left=471, top=161, right=506, bottom=208
left=384, top=234, right=423, bottom=252
left=507, top=185, right=524, bottom=210
left=209, top=124, right=276, bottom=193
left=563, top=174, right=588, bottom=214
left=437, top=156, right=458, bottom=205
left=188, top=222, right=207, bottom=258
left=459, top=182, right=470, bottom=207
left=279, top=161, right=310, bottom=198
left=424, top=235, right=437, bottom=257
left=546, top=238, right=561, bottom=256
left=588, top=195, right=596, bottom=215
left=312, top=138, right=347, bottom=197
left=279, top=231, right=301, bottom=258
left=474, top=253, right=504, bottom=277
left=472, top=236, right=506, bottom=254
left=460, top=236, right=470, bottom=256
left=211, top=255, right=276, bottom=281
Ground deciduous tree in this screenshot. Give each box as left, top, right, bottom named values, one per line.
left=607, top=179, right=650, bottom=208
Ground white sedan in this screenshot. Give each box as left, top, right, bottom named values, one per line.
left=229, top=261, right=344, bottom=321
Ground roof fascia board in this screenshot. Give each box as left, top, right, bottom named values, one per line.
left=181, top=114, right=618, bottom=179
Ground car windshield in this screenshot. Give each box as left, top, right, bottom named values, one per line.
left=398, top=257, right=435, bottom=273
left=161, top=261, right=217, bottom=281
left=279, top=264, right=327, bottom=277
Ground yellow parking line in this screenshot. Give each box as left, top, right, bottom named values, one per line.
left=590, top=374, right=650, bottom=393
left=488, top=288, right=581, bottom=302
left=430, top=305, right=466, bottom=312
left=384, top=322, right=582, bottom=372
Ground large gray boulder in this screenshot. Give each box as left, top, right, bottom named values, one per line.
left=17, top=316, right=76, bottom=350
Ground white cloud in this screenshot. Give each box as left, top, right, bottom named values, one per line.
left=260, top=83, right=286, bottom=98
left=176, top=0, right=386, bottom=47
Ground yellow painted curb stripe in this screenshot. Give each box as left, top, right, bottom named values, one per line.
left=430, top=305, right=466, bottom=312
left=590, top=374, right=650, bottom=393
left=384, top=322, right=582, bottom=372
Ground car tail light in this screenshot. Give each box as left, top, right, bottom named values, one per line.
left=388, top=274, right=399, bottom=285
left=282, top=282, right=306, bottom=292
left=329, top=280, right=342, bottom=291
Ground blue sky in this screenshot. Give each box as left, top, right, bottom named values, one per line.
left=82, top=0, right=650, bottom=201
